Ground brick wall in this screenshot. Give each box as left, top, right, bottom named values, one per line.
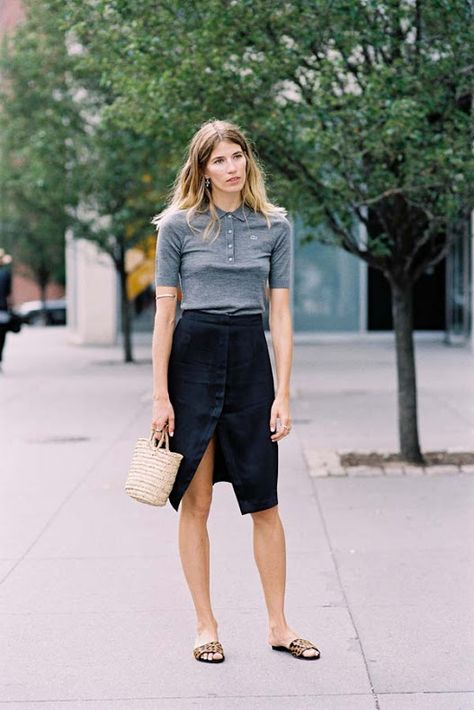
left=10, top=271, right=65, bottom=306
left=0, top=0, right=25, bottom=34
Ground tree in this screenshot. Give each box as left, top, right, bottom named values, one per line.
left=1, top=0, right=171, bottom=361
left=67, top=0, right=473, bottom=460
left=57, top=6, right=177, bottom=362
left=70, top=120, right=165, bottom=362
left=0, top=0, right=82, bottom=315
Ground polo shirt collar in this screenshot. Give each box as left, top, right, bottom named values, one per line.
left=213, top=202, right=248, bottom=222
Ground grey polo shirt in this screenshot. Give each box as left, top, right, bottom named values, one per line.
left=154, top=202, right=292, bottom=314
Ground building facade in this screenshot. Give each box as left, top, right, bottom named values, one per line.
left=289, top=214, right=472, bottom=347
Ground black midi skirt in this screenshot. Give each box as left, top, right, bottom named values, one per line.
left=166, top=309, right=279, bottom=515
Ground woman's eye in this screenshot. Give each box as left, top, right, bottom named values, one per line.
left=213, top=153, right=243, bottom=165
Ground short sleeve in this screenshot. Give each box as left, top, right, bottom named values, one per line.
left=155, top=217, right=181, bottom=288
left=269, top=218, right=292, bottom=288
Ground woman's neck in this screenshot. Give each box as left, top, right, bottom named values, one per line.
left=210, top=190, right=242, bottom=213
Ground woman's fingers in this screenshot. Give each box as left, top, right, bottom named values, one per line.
left=269, top=404, right=279, bottom=435
left=151, top=407, right=175, bottom=438
left=270, top=394, right=291, bottom=440
left=269, top=411, right=291, bottom=441
left=271, top=426, right=286, bottom=442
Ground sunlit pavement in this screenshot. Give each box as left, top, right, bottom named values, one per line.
left=1, top=326, right=473, bottom=709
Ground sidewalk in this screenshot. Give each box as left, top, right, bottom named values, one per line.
left=0, top=327, right=473, bottom=709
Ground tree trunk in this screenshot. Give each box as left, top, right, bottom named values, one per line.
left=39, top=282, right=48, bottom=326
left=117, top=246, right=133, bottom=363
left=389, top=277, right=425, bottom=464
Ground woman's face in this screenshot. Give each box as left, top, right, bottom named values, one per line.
left=204, top=140, right=247, bottom=195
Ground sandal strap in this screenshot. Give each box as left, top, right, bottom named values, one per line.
left=193, top=640, right=224, bottom=658
left=288, top=638, right=320, bottom=657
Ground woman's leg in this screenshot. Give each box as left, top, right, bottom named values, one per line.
left=251, top=505, right=319, bottom=657
left=0, top=326, right=7, bottom=365
left=178, top=431, right=222, bottom=660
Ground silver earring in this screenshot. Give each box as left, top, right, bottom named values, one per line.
left=205, top=177, right=211, bottom=188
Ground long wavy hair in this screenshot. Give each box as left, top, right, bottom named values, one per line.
left=151, top=119, right=286, bottom=242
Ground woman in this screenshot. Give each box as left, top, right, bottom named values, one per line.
left=151, top=119, right=320, bottom=664
left=0, top=250, right=13, bottom=373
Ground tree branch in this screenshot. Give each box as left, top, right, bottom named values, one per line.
left=411, top=229, right=461, bottom=282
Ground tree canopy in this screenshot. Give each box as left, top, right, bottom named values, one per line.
left=67, top=0, right=473, bottom=283
left=0, top=0, right=83, bottom=292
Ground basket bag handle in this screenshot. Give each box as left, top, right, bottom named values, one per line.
left=149, top=428, right=170, bottom=451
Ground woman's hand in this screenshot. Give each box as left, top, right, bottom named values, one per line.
left=269, top=393, right=292, bottom=442
left=152, top=394, right=175, bottom=439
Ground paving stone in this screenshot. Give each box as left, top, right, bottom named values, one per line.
left=425, top=465, right=461, bottom=475
left=403, top=465, right=425, bottom=476
left=379, top=692, right=474, bottom=710
left=304, top=448, right=342, bottom=468
left=382, top=465, right=405, bottom=476
left=308, top=466, right=330, bottom=477
left=303, top=448, right=342, bottom=477
left=328, top=467, right=347, bottom=476
left=347, top=466, right=384, bottom=476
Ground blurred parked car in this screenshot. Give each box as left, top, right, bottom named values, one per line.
left=15, top=299, right=67, bottom=326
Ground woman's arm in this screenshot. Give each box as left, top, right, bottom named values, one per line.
left=151, top=285, right=178, bottom=437
left=268, top=288, right=293, bottom=441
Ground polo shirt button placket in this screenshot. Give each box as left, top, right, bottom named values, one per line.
left=227, top=215, right=234, bottom=262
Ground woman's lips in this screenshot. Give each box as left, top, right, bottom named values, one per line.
left=226, top=177, right=240, bottom=183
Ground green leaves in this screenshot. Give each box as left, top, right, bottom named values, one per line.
left=0, top=0, right=81, bottom=288
left=3, top=0, right=472, bottom=284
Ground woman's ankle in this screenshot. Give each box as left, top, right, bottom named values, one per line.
left=196, top=617, right=218, bottom=632
left=268, top=618, right=288, bottom=633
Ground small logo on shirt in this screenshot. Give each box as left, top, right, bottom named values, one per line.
left=250, top=235, right=258, bottom=240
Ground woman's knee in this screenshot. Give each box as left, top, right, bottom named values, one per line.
left=251, top=504, right=279, bottom=525
left=181, top=487, right=213, bottom=517
left=181, top=433, right=216, bottom=517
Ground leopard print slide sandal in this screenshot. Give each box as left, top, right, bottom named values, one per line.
left=271, top=637, right=320, bottom=660
left=193, top=640, right=225, bottom=663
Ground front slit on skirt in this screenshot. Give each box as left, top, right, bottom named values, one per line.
left=166, top=309, right=279, bottom=515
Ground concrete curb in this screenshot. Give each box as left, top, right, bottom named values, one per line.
left=303, top=448, right=474, bottom=477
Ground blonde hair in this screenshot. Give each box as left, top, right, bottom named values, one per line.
left=151, top=119, right=286, bottom=242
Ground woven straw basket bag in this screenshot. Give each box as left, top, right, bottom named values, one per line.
left=125, top=429, right=183, bottom=506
